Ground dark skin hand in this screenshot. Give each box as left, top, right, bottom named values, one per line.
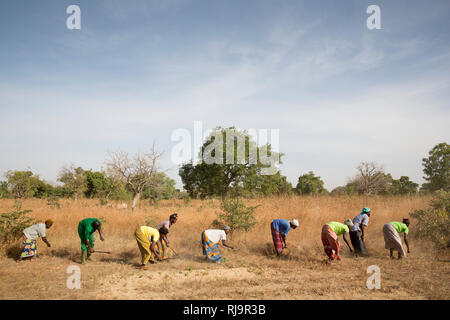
left=42, top=237, right=51, bottom=248
left=221, top=240, right=234, bottom=250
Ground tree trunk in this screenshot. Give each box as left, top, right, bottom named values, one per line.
left=132, top=192, right=141, bottom=213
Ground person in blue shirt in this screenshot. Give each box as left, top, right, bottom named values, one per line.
left=270, top=218, right=299, bottom=256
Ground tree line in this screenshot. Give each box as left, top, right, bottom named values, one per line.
left=0, top=126, right=448, bottom=208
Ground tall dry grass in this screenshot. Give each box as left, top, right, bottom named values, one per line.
left=0, top=195, right=432, bottom=259
left=2, top=195, right=449, bottom=300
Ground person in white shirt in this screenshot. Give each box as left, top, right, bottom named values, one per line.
left=349, top=207, right=371, bottom=255
left=19, top=220, right=53, bottom=260
left=201, top=226, right=234, bottom=262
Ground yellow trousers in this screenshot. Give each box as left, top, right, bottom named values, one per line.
left=135, top=228, right=155, bottom=264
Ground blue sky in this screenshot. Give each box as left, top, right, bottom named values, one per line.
left=0, top=0, right=449, bottom=190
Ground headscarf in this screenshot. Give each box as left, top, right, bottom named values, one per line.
left=344, top=218, right=353, bottom=227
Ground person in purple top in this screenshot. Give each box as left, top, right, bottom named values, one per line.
left=271, top=218, right=299, bottom=255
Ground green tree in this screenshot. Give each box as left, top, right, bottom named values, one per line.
left=179, top=127, right=282, bottom=199
left=0, top=209, right=35, bottom=243
left=295, top=171, right=327, bottom=195
left=241, top=168, right=292, bottom=197
left=5, top=170, right=41, bottom=199
left=58, top=165, right=87, bottom=199
left=142, top=172, right=177, bottom=202
left=84, top=170, right=111, bottom=198
left=422, top=142, right=449, bottom=192
left=213, top=198, right=259, bottom=232
left=390, top=176, right=419, bottom=195
left=410, top=190, right=449, bottom=248
left=0, top=181, right=9, bottom=198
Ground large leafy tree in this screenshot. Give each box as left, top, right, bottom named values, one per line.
left=142, top=172, right=177, bottom=202
left=295, top=171, right=327, bottom=195
left=84, top=170, right=111, bottom=199
left=422, top=142, right=449, bottom=192
left=58, top=165, right=87, bottom=199
left=390, top=176, right=419, bottom=195
left=179, top=127, right=283, bottom=198
left=5, top=170, right=41, bottom=199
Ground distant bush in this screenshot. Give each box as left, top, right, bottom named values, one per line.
left=214, top=198, right=259, bottom=232
left=410, top=190, right=449, bottom=248
left=0, top=210, right=35, bottom=243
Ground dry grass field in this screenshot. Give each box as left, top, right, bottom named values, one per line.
left=0, top=196, right=449, bottom=300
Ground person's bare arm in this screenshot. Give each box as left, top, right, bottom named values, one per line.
left=42, top=237, right=51, bottom=247
left=343, top=233, right=352, bottom=251
left=221, top=240, right=234, bottom=250
left=404, top=234, right=410, bottom=253
left=98, top=229, right=104, bottom=241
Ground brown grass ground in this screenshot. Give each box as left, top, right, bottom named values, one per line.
left=0, top=196, right=449, bottom=300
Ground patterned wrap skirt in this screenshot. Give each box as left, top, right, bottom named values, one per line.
left=155, top=237, right=176, bottom=259
left=271, top=222, right=283, bottom=254
left=321, top=225, right=340, bottom=260
left=201, top=231, right=223, bottom=262
left=383, top=223, right=406, bottom=257
left=20, top=235, right=37, bottom=259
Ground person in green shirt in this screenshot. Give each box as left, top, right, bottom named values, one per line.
left=383, top=218, right=410, bottom=259
left=321, top=219, right=353, bottom=261
left=78, top=218, right=104, bottom=264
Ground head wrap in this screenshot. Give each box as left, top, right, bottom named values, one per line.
left=92, top=219, right=102, bottom=230
left=290, top=219, right=299, bottom=227
left=170, top=213, right=178, bottom=220
left=45, top=219, right=54, bottom=227
left=362, top=207, right=371, bottom=214
left=344, top=218, right=353, bottom=227
left=223, top=225, right=231, bottom=231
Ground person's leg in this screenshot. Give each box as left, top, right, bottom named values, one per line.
left=87, top=237, right=95, bottom=261
left=390, top=249, right=394, bottom=259
left=321, top=228, right=333, bottom=259
left=334, top=239, right=341, bottom=260
left=80, top=240, right=87, bottom=264
left=271, top=223, right=283, bottom=256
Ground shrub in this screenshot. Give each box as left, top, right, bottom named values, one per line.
left=0, top=210, right=35, bottom=243
left=214, top=198, right=259, bottom=232
left=410, top=190, right=450, bottom=248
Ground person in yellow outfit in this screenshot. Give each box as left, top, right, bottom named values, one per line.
left=135, top=225, right=167, bottom=270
